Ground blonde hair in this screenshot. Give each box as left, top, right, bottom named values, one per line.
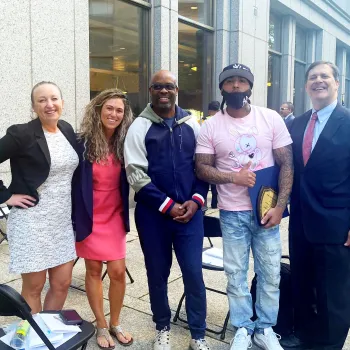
left=79, top=89, right=134, bottom=163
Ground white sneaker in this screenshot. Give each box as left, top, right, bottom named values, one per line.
left=253, top=327, right=283, bottom=350
left=189, top=338, right=211, bottom=350
left=230, top=328, right=252, bottom=350
left=154, top=328, right=171, bottom=350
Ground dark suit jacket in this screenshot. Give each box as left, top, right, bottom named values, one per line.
left=72, top=138, right=130, bottom=242
left=289, top=103, right=350, bottom=244
left=284, top=114, right=295, bottom=131
left=0, top=118, right=77, bottom=205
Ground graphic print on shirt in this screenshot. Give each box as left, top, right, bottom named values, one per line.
left=228, top=126, right=263, bottom=170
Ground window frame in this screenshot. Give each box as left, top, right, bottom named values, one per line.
left=88, top=0, right=151, bottom=114
left=267, top=13, right=282, bottom=111
left=178, top=0, right=214, bottom=27
left=178, top=7, right=215, bottom=120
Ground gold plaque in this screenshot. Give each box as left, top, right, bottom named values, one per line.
left=258, top=186, right=278, bottom=223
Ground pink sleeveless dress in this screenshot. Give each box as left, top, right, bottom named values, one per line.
left=76, top=154, right=126, bottom=261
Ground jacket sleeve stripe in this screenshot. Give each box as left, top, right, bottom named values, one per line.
left=192, top=193, right=205, bottom=206
left=159, top=197, right=174, bottom=213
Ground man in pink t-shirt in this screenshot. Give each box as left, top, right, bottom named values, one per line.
left=196, top=64, right=293, bottom=350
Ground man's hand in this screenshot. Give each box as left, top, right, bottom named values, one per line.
left=169, top=203, right=186, bottom=218
left=261, top=206, right=284, bottom=228
left=5, top=194, right=36, bottom=209
left=344, top=230, right=350, bottom=247
left=233, top=162, right=256, bottom=187
left=173, top=200, right=198, bottom=223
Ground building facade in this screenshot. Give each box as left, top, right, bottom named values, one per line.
left=0, top=0, right=350, bottom=186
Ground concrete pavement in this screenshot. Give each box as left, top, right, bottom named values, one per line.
left=0, top=204, right=349, bottom=349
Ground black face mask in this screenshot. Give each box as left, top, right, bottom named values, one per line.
left=222, top=90, right=251, bottom=110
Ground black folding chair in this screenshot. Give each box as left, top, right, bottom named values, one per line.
left=70, top=258, right=134, bottom=292
left=0, top=284, right=95, bottom=350
left=0, top=206, right=9, bottom=245
left=173, top=215, right=230, bottom=340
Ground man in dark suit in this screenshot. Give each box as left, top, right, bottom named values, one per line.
left=289, top=61, right=350, bottom=349
left=279, top=102, right=295, bottom=131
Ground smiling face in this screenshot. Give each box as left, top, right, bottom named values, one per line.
left=32, top=84, right=63, bottom=124
left=305, top=64, right=339, bottom=110
left=149, top=70, right=178, bottom=116
left=100, top=98, right=125, bottom=135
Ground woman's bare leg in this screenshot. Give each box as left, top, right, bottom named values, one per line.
left=21, top=270, right=47, bottom=313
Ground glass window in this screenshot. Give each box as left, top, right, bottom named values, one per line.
left=178, top=22, right=214, bottom=121
left=89, top=0, right=149, bottom=116
left=295, top=27, right=306, bottom=62
left=269, top=13, right=282, bottom=52
left=267, top=53, right=282, bottom=111
left=178, top=0, right=213, bottom=26
left=293, top=62, right=306, bottom=116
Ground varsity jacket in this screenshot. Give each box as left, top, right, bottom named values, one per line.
left=124, top=104, right=208, bottom=214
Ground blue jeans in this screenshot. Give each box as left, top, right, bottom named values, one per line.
left=220, top=210, right=281, bottom=333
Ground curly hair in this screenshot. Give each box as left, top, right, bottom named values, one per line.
left=79, top=89, right=134, bottom=164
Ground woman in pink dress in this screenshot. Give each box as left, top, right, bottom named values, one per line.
left=73, top=89, right=133, bottom=348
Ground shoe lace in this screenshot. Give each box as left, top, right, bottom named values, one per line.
left=233, top=332, right=252, bottom=349
left=193, top=339, right=210, bottom=350
left=155, top=328, right=170, bottom=345
left=266, top=331, right=281, bottom=346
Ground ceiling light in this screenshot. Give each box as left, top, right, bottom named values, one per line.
left=191, top=6, right=198, bottom=10
left=179, top=60, right=184, bottom=63
left=120, top=47, right=126, bottom=50
left=191, top=66, right=197, bottom=71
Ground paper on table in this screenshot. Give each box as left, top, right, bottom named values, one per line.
left=29, top=332, right=77, bottom=350
left=202, top=247, right=223, bottom=268
left=29, top=314, right=63, bottom=347
left=29, top=330, right=63, bottom=348
left=0, top=330, right=77, bottom=350
left=39, top=314, right=81, bottom=334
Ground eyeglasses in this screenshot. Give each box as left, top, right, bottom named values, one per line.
left=150, top=83, right=177, bottom=91
left=280, top=107, right=290, bottom=111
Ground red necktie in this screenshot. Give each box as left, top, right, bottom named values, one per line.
left=303, top=112, right=318, bottom=166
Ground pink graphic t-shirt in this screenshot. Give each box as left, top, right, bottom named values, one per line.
left=196, top=106, right=292, bottom=211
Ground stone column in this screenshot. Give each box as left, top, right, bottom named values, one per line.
left=229, top=0, right=270, bottom=107
left=315, top=30, right=337, bottom=63
left=214, top=0, right=232, bottom=102
left=336, top=48, right=347, bottom=105
left=280, top=16, right=296, bottom=104
left=304, top=31, right=317, bottom=110
left=153, top=0, right=178, bottom=79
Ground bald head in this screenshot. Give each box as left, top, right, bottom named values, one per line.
left=151, top=70, right=178, bottom=86
left=149, top=70, right=178, bottom=118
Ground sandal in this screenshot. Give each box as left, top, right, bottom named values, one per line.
left=96, top=327, right=115, bottom=350
left=109, top=325, right=134, bottom=347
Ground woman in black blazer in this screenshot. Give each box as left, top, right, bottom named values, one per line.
left=72, top=89, right=133, bottom=348
left=0, top=81, right=78, bottom=313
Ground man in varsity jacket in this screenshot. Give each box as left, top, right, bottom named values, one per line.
left=124, top=70, right=210, bottom=350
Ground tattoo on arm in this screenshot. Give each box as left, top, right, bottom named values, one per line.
left=195, top=154, right=234, bottom=184
left=273, top=144, right=294, bottom=209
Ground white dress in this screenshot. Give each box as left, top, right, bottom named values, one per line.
left=7, top=130, right=79, bottom=274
